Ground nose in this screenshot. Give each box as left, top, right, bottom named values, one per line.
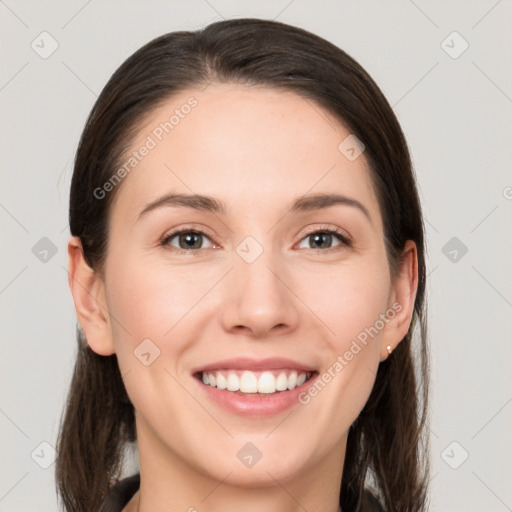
left=219, top=250, right=300, bottom=339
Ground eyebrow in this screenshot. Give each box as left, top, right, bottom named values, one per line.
left=137, top=192, right=372, bottom=223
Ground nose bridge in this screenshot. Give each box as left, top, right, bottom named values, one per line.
left=220, top=237, right=299, bottom=336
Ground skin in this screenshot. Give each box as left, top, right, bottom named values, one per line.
left=68, top=83, right=418, bottom=512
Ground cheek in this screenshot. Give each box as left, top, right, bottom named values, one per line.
left=104, top=259, right=203, bottom=418
left=106, top=255, right=215, bottom=341
left=291, top=257, right=391, bottom=344
left=293, top=259, right=390, bottom=413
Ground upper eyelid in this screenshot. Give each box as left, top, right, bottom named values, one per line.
left=161, top=224, right=216, bottom=241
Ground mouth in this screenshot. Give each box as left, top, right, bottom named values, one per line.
left=193, top=368, right=317, bottom=395
left=191, top=357, right=318, bottom=415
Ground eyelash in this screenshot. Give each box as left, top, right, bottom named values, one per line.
left=160, top=225, right=352, bottom=254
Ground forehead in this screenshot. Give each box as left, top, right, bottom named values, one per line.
left=110, top=83, right=381, bottom=227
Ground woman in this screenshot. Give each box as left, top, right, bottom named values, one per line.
left=56, top=18, right=429, bottom=512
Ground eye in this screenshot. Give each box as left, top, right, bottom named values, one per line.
left=162, top=229, right=216, bottom=251
left=160, top=227, right=350, bottom=253
left=297, top=228, right=351, bottom=250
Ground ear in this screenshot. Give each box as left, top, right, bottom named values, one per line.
left=380, top=240, right=419, bottom=361
left=67, top=236, right=115, bottom=356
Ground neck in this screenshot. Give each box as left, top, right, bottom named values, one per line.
left=134, top=495, right=343, bottom=512
left=135, top=496, right=343, bottom=512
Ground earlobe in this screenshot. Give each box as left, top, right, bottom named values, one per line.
left=380, top=240, right=418, bottom=361
left=67, top=236, right=115, bottom=356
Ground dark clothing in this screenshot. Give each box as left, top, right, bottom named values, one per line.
left=98, top=474, right=140, bottom=512
left=99, top=473, right=384, bottom=512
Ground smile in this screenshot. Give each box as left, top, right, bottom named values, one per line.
left=197, top=369, right=314, bottom=394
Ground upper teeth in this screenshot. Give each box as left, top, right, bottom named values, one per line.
left=201, top=370, right=310, bottom=393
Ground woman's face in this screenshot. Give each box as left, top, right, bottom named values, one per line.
left=76, top=83, right=416, bottom=488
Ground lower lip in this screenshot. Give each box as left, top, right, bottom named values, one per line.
left=194, top=373, right=318, bottom=417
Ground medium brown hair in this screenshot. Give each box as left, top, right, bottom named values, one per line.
left=56, top=18, right=429, bottom=512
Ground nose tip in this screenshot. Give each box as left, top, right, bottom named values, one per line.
left=219, top=257, right=299, bottom=338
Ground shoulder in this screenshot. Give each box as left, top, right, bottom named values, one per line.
left=98, top=473, right=140, bottom=512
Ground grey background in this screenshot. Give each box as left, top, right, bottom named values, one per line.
left=1, top=0, right=511, bottom=510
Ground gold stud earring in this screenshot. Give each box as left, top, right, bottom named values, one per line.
left=386, top=345, right=393, bottom=357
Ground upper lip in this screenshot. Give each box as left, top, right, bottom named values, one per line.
left=191, top=357, right=317, bottom=374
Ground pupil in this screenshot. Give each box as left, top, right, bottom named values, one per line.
left=180, top=233, right=202, bottom=249
left=311, top=233, right=331, bottom=248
